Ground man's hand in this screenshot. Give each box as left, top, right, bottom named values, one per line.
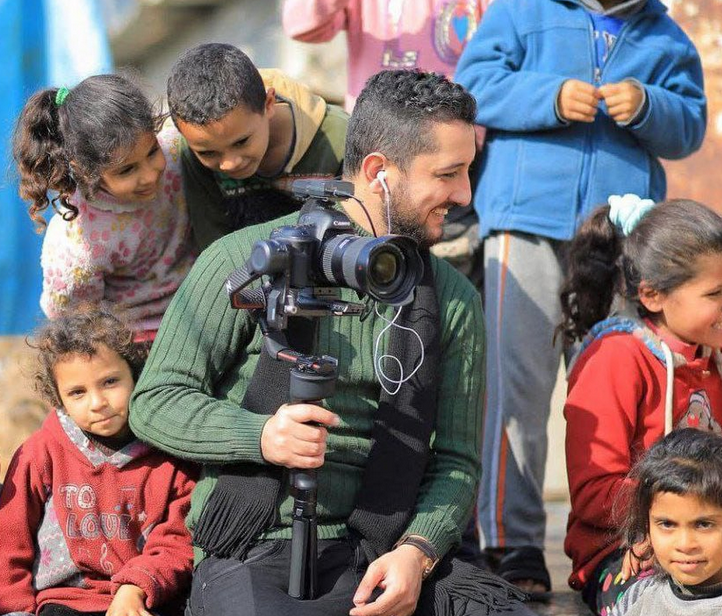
left=598, top=81, right=644, bottom=124
left=557, top=79, right=601, bottom=123
left=349, top=545, right=425, bottom=616
left=106, top=584, right=151, bottom=616
left=261, top=403, right=340, bottom=468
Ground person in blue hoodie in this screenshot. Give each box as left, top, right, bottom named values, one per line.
left=455, top=0, right=706, bottom=597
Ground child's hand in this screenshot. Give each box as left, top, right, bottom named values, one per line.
left=557, top=79, right=601, bottom=123
left=106, top=584, right=152, bottom=616
left=598, top=81, right=644, bottom=124
left=620, top=543, right=654, bottom=580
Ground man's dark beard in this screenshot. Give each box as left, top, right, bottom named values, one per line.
left=390, top=214, right=435, bottom=248
left=388, top=186, right=458, bottom=248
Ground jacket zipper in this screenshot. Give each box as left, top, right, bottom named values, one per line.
left=576, top=17, right=597, bottom=222
left=578, top=11, right=644, bottom=225
left=598, top=15, right=638, bottom=83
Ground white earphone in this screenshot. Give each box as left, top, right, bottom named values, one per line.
left=376, top=169, right=392, bottom=234
left=376, top=170, right=390, bottom=196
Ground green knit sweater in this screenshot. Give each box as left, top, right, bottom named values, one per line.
left=129, top=212, right=485, bottom=563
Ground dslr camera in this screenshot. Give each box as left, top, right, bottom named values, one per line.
left=226, top=179, right=423, bottom=330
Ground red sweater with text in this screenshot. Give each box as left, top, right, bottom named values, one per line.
left=0, top=409, right=196, bottom=615
left=564, top=317, right=722, bottom=590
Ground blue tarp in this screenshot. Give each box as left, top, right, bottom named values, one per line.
left=0, top=0, right=111, bottom=335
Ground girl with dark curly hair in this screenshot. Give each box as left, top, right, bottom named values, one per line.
left=0, top=307, right=196, bottom=616
left=13, top=74, right=195, bottom=341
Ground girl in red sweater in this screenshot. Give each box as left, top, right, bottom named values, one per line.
left=558, top=196, right=722, bottom=615
left=0, top=308, right=196, bottom=616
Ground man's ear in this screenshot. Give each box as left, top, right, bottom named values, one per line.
left=638, top=282, right=664, bottom=314
left=360, top=152, right=389, bottom=195
left=264, top=88, right=276, bottom=118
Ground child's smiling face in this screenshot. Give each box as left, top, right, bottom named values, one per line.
left=54, top=344, right=134, bottom=439
left=176, top=92, right=275, bottom=181
left=99, top=131, right=166, bottom=202
left=649, top=491, right=722, bottom=587
left=640, top=253, right=722, bottom=349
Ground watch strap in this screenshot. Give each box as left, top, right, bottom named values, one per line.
left=395, top=534, right=439, bottom=580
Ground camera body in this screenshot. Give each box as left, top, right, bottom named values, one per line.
left=226, top=181, right=422, bottom=330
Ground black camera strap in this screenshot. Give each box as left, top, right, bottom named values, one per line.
left=346, top=248, right=439, bottom=554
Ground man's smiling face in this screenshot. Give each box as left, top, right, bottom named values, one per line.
left=384, top=120, right=476, bottom=247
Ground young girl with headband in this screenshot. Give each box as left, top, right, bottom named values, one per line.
left=559, top=195, right=722, bottom=615
left=611, top=428, right=722, bottom=615
left=13, top=74, right=195, bottom=340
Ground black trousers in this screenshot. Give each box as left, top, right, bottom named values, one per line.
left=39, top=607, right=105, bottom=616
left=40, top=601, right=171, bottom=615
left=186, top=539, right=538, bottom=616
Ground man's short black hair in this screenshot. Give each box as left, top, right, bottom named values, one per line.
left=167, top=43, right=267, bottom=125
left=344, top=70, right=477, bottom=176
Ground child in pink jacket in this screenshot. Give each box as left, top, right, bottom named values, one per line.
left=282, top=0, right=488, bottom=110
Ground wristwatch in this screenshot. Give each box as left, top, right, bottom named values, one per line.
left=395, top=534, right=439, bottom=580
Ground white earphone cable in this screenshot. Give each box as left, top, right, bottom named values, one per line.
left=373, top=303, right=425, bottom=395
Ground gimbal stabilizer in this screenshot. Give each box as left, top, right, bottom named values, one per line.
left=224, top=181, right=422, bottom=599
left=255, top=318, right=336, bottom=600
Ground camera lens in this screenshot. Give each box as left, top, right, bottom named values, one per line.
left=320, top=234, right=422, bottom=305
left=369, top=249, right=399, bottom=287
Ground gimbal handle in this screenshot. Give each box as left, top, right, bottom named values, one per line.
left=286, top=362, right=338, bottom=600
left=257, top=316, right=338, bottom=600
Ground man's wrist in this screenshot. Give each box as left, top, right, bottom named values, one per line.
left=394, top=534, right=439, bottom=580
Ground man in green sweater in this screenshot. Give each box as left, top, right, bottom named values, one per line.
left=130, top=70, right=531, bottom=616
left=167, top=43, right=348, bottom=253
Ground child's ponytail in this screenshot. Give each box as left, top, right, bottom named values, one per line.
left=13, top=88, right=78, bottom=230
left=560, top=197, right=722, bottom=347
left=558, top=205, right=622, bottom=346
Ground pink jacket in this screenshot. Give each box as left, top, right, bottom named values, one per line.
left=283, top=0, right=489, bottom=110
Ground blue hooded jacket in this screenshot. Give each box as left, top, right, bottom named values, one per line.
left=455, top=0, right=706, bottom=241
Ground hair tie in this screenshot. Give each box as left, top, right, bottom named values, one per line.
left=55, top=86, right=70, bottom=107
left=608, top=193, right=656, bottom=236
